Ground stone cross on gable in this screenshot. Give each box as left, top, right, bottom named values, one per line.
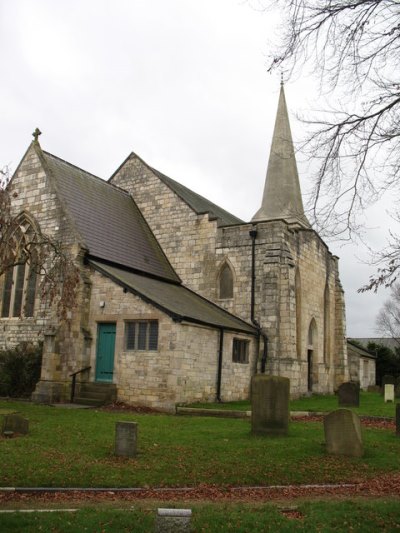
left=32, top=128, right=42, bottom=142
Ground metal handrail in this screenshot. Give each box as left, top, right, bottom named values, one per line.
left=69, top=366, right=91, bottom=403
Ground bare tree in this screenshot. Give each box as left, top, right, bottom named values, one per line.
left=0, top=166, right=80, bottom=320
left=262, top=0, right=400, bottom=289
left=376, top=283, right=400, bottom=345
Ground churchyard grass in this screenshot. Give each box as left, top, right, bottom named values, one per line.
left=0, top=400, right=399, bottom=488
left=1, top=500, right=400, bottom=532
left=187, top=391, right=399, bottom=417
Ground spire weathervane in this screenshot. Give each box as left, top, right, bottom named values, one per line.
left=32, top=128, right=42, bottom=142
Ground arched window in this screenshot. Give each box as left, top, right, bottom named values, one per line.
left=1, top=213, right=38, bottom=318
left=307, top=318, right=317, bottom=392
left=219, top=262, right=234, bottom=299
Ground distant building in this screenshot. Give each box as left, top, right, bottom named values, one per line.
left=347, top=340, right=376, bottom=389
left=1, top=85, right=349, bottom=410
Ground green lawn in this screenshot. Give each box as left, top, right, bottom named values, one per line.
left=0, top=400, right=399, bottom=488
left=1, top=500, right=400, bottom=532
left=187, top=391, right=399, bottom=417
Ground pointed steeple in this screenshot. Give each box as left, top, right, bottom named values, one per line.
left=252, top=84, right=310, bottom=228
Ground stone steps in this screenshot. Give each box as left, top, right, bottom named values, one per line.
left=74, top=382, right=117, bottom=407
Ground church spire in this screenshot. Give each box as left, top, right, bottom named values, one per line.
left=251, top=84, right=310, bottom=228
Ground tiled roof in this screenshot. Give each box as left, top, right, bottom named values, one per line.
left=90, top=259, right=257, bottom=334
left=41, top=150, right=179, bottom=283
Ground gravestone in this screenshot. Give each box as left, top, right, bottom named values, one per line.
left=338, top=382, right=360, bottom=407
left=384, top=384, right=395, bottom=403
left=396, top=404, right=400, bottom=437
left=324, top=409, right=363, bottom=457
left=251, top=375, right=290, bottom=436
left=381, top=375, right=395, bottom=395
left=155, top=508, right=192, bottom=533
left=1, top=414, right=29, bottom=436
left=395, top=377, right=400, bottom=399
left=367, top=385, right=381, bottom=394
left=115, top=421, right=138, bottom=457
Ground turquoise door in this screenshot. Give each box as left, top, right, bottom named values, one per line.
left=95, top=323, right=116, bottom=382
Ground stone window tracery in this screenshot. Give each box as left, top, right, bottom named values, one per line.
left=1, top=214, right=38, bottom=318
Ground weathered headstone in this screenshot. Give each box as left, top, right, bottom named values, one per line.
left=384, top=384, right=395, bottom=403
left=115, top=421, right=138, bottom=457
left=1, top=414, right=29, bottom=436
left=251, top=375, right=290, bottom=436
left=396, top=404, right=400, bottom=437
left=324, top=409, right=363, bottom=457
left=367, top=385, right=381, bottom=394
left=381, top=375, right=395, bottom=395
left=395, top=377, right=400, bottom=399
left=155, top=508, right=192, bottom=533
left=338, top=382, right=360, bottom=407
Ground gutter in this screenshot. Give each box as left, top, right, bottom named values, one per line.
left=249, top=228, right=268, bottom=374
left=216, top=328, right=224, bottom=402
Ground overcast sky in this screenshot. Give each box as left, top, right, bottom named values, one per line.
left=0, top=0, right=394, bottom=337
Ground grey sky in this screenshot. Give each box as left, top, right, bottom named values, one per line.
left=0, top=0, right=393, bottom=336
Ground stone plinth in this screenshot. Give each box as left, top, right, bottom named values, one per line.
left=251, top=375, right=290, bottom=436
left=155, top=508, right=192, bottom=532
left=324, top=409, right=363, bottom=457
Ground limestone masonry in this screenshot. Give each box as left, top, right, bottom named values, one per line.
left=1, top=85, right=352, bottom=409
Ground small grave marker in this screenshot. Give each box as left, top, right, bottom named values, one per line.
left=384, top=384, right=395, bottom=403
left=2, top=414, right=29, bottom=436
left=155, top=508, right=192, bottom=533
left=115, top=421, right=138, bottom=457
left=324, top=409, right=363, bottom=457
left=251, top=375, right=290, bottom=436
left=338, top=382, right=359, bottom=407
left=381, top=375, right=395, bottom=396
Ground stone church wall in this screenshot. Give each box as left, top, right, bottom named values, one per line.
left=0, top=144, right=81, bottom=352
left=110, top=155, right=219, bottom=300
left=88, top=270, right=256, bottom=410
left=215, top=220, right=347, bottom=395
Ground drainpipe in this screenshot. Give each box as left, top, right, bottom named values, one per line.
left=216, top=328, right=224, bottom=402
left=249, top=228, right=268, bottom=374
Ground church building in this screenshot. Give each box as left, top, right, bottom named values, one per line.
left=0, top=85, right=348, bottom=410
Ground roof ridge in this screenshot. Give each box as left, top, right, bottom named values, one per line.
left=43, top=150, right=130, bottom=196
left=150, top=167, right=243, bottom=223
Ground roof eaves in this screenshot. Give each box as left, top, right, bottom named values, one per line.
left=90, top=260, right=257, bottom=335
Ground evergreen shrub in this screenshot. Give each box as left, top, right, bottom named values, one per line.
left=0, top=342, right=42, bottom=397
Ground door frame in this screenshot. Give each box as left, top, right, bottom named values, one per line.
left=95, top=322, right=116, bottom=383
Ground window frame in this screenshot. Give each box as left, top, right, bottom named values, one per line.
left=125, top=320, right=159, bottom=352
left=232, top=338, right=249, bottom=364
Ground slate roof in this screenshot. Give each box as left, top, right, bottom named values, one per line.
left=90, top=259, right=257, bottom=334
left=150, top=167, right=244, bottom=226
left=347, top=340, right=377, bottom=360
left=41, top=150, right=179, bottom=283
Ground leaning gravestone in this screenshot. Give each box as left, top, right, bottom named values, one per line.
left=324, top=409, right=363, bottom=457
left=115, top=421, right=138, bottom=457
left=1, top=414, right=29, bottom=436
left=155, top=508, right=192, bottom=533
left=338, top=382, right=360, bottom=407
left=251, top=375, right=290, bottom=436
left=396, top=404, right=400, bottom=437
left=384, top=384, right=395, bottom=403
